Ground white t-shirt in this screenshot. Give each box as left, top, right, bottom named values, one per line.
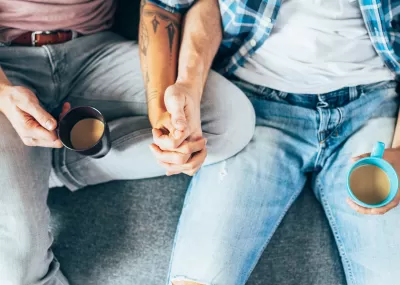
left=234, top=0, right=394, bottom=94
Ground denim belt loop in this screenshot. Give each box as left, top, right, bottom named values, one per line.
left=317, top=94, right=329, bottom=108
left=349, top=86, right=358, bottom=101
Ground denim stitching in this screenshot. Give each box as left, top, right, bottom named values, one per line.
left=316, top=180, right=357, bottom=285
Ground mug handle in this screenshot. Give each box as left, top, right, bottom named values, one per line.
left=371, top=141, right=385, bottom=158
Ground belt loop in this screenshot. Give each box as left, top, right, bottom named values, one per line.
left=317, top=94, right=329, bottom=108
left=349, top=86, right=358, bottom=101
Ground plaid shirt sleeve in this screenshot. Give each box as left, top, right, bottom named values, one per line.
left=147, top=0, right=196, bottom=13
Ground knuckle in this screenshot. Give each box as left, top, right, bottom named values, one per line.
left=22, top=138, right=34, bottom=146
left=182, top=145, right=192, bottom=154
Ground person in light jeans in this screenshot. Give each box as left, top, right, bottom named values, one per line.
left=0, top=1, right=255, bottom=284
left=141, top=0, right=400, bottom=284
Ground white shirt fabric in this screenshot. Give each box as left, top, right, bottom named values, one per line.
left=234, top=0, right=394, bottom=94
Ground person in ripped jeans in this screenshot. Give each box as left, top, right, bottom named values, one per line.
left=0, top=1, right=255, bottom=284
left=141, top=0, right=400, bottom=284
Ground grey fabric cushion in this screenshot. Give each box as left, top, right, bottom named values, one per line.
left=49, top=176, right=346, bottom=285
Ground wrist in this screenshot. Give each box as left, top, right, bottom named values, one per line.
left=148, top=104, right=167, bottom=127
left=174, top=80, right=202, bottom=106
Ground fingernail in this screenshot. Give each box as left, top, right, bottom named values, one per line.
left=45, top=120, right=55, bottom=130
left=149, top=145, right=155, bottom=152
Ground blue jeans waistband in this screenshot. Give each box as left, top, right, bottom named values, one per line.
left=231, top=78, right=397, bottom=109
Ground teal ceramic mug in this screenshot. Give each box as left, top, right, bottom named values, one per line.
left=347, top=142, right=398, bottom=208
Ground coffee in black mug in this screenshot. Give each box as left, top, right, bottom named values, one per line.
left=58, top=106, right=111, bottom=158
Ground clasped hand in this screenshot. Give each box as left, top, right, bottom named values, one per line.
left=150, top=83, right=207, bottom=176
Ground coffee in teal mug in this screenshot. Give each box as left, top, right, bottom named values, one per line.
left=347, top=142, right=398, bottom=208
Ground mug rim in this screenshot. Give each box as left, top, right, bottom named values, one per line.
left=58, top=106, right=107, bottom=152
left=347, top=157, right=399, bottom=208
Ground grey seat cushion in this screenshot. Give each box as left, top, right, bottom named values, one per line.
left=49, top=176, right=346, bottom=285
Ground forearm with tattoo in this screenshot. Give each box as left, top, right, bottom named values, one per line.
left=139, top=0, right=181, bottom=123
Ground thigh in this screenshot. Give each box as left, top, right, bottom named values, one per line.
left=0, top=113, right=60, bottom=284
left=314, top=115, right=400, bottom=285
left=168, top=125, right=307, bottom=285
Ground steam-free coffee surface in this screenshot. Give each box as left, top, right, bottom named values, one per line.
left=70, top=119, right=104, bottom=149
left=349, top=165, right=390, bottom=204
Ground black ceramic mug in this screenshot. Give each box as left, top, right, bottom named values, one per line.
left=58, top=106, right=111, bottom=158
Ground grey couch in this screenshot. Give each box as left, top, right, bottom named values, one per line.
left=48, top=1, right=347, bottom=284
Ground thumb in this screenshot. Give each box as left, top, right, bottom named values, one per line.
left=165, top=86, right=187, bottom=131
left=59, top=102, right=71, bottom=120
left=351, top=153, right=370, bottom=162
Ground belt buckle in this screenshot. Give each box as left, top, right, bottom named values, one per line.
left=31, top=30, right=77, bottom=46
left=31, top=31, right=54, bottom=46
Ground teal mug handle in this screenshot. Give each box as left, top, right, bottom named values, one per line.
left=371, top=141, right=385, bottom=158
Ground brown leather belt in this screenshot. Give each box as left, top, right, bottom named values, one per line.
left=11, top=31, right=79, bottom=46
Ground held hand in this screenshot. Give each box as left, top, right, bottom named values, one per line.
left=347, top=148, right=400, bottom=215
left=149, top=83, right=207, bottom=176
left=0, top=85, right=63, bottom=148
left=153, top=83, right=203, bottom=149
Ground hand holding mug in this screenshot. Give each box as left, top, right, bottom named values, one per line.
left=0, top=85, right=62, bottom=148
left=150, top=83, right=207, bottom=176
left=347, top=142, right=400, bottom=215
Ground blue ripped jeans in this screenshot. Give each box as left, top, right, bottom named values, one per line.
left=168, top=79, right=400, bottom=285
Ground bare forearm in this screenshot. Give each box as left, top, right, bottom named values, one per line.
left=139, top=0, right=181, bottom=124
left=176, top=0, right=222, bottom=102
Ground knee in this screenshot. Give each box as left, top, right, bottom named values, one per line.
left=203, top=71, right=255, bottom=163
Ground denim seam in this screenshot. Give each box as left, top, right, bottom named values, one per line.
left=241, top=183, right=305, bottom=283
left=55, top=275, right=67, bottom=285
left=53, top=148, right=85, bottom=190
left=316, top=180, right=357, bottom=285
left=42, top=45, right=61, bottom=102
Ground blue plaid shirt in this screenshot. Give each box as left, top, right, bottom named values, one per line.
left=149, top=0, right=400, bottom=77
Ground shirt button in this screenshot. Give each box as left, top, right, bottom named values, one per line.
left=250, top=39, right=257, bottom=47
left=265, top=17, right=272, bottom=23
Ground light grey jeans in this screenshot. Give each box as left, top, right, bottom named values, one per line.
left=0, top=31, right=255, bottom=285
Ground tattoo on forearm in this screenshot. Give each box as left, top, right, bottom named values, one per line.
left=147, top=90, right=159, bottom=103
left=143, top=10, right=180, bottom=29
left=151, top=16, right=160, bottom=33
left=166, top=23, right=176, bottom=53
left=140, top=20, right=149, bottom=56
